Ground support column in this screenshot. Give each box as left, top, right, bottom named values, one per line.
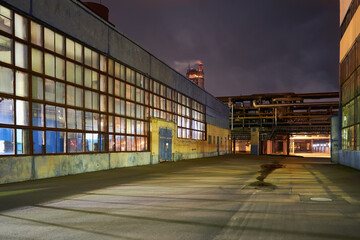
left=251, top=128, right=259, bottom=155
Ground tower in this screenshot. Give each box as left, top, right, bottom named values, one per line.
left=186, top=62, right=205, bottom=89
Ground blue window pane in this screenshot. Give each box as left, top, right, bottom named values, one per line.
left=33, top=130, right=44, bottom=154
left=77, top=133, right=83, bottom=152
left=57, top=131, right=66, bottom=153
left=0, top=128, right=14, bottom=155
left=0, top=98, right=14, bottom=124
left=46, top=131, right=56, bottom=153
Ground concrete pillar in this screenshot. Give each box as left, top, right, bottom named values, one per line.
left=283, top=139, right=288, bottom=155
left=250, top=128, right=259, bottom=155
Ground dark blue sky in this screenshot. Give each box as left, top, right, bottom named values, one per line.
left=100, top=0, right=339, bottom=97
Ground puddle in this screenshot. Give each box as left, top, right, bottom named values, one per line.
left=247, top=162, right=284, bottom=190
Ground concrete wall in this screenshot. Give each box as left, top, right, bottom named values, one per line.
left=0, top=152, right=151, bottom=184
left=338, top=150, right=360, bottom=170
left=1, top=0, right=229, bottom=128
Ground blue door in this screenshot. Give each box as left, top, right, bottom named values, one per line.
left=159, top=128, right=172, bottom=162
left=217, top=136, right=220, bottom=155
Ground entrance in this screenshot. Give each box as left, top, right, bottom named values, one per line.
left=159, top=128, right=172, bottom=162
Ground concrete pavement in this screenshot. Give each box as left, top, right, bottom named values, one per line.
left=0, top=155, right=360, bottom=240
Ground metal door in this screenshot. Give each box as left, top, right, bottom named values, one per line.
left=217, top=136, right=220, bottom=155
left=159, top=128, right=172, bottom=162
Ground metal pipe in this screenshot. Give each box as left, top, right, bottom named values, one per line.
left=253, top=100, right=339, bottom=108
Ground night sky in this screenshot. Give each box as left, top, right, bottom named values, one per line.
left=101, top=0, right=339, bottom=97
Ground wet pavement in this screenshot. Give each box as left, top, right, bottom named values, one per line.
left=0, top=154, right=359, bottom=240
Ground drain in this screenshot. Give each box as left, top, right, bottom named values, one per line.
left=310, top=197, right=333, bottom=202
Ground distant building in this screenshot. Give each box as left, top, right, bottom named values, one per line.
left=186, top=62, right=205, bottom=89
left=338, top=0, right=360, bottom=170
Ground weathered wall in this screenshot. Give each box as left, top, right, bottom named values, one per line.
left=150, top=118, right=230, bottom=161
left=0, top=152, right=151, bottom=184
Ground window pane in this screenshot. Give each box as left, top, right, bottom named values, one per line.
left=46, top=131, right=56, bottom=153
left=108, top=115, right=113, bottom=132
left=45, top=79, right=55, bottom=102
left=56, top=82, right=65, bottom=104
left=55, top=33, right=64, bottom=55
left=75, top=87, right=83, bottom=107
left=67, top=85, right=75, bottom=106
left=115, top=62, right=120, bottom=78
left=85, top=111, right=92, bottom=130
left=0, top=128, right=14, bottom=155
left=108, top=96, right=113, bottom=113
left=75, top=42, right=82, bottom=62
left=75, top=65, right=83, bottom=85
left=66, top=38, right=74, bottom=59
left=67, top=108, right=76, bottom=129
left=77, top=133, right=83, bottom=152
left=16, top=129, right=30, bottom=154
left=85, top=90, right=92, bottom=109
left=126, top=119, right=135, bottom=134
left=0, top=98, right=14, bottom=124
left=32, top=76, right=43, bottom=100
left=100, top=114, right=107, bottom=132
left=115, top=79, right=120, bottom=96
left=57, top=131, right=66, bottom=153
left=45, top=53, right=55, bottom=77
left=100, top=94, right=107, bottom=112
left=100, top=55, right=107, bottom=72
left=84, top=68, right=91, bottom=88
left=56, top=107, right=66, bottom=128
left=0, top=35, right=12, bottom=64
left=84, top=47, right=91, bottom=66
left=33, top=130, right=44, bottom=154
left=93, top=113, right=99, bottom=131
left=126, top=136, right=135, bottom=151
left=31, top=21, right=42, bottom=46
left=68, top=132, right=77, bottom=153
left=109, top=135, right=114, bottom=152
left=14, top=14, right=27, bottom=40
left=0, top=66, right=14, bottom=94
left=66, top=61, right=75, bottom=82
left=45, top=105, right=56, bottom=128
left=92, top=71, right=98, bottom=89
left=108, top=59, right=114, bottom=76
left=92, top=51, right=99, bottom=69
left=108, top=77, right=113, bottom=94
left=85, top=133, right=93, bottom=152
left=93, top=92, right=99, bottom=110
left=44, top=27, right=55, bottom=51
left=32, top=103, right=44, bottom=127
left=100, top=75, right=106, bottom=92
left=56, top=57, right=65, bottom=80
left=76, top=110, right=83, bottom=130
left=16, top=100, right=29, bottom=126
left=16, top=71, right=28, bottom=97
left=15, top=42, right=27, bottom=68
left=0, top=6, right=12, bottom=34
left=32, top=48, right=43, bottom=73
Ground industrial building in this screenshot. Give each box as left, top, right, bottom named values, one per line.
left=0, top=0, right=230, bottom=184
left=338, top=0, right=360, bottom=169
left=218, top=92, right=338, bottom=157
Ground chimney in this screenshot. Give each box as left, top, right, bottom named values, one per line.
left=83, top=2, right=109, bottom=22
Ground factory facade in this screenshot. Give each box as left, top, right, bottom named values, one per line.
left=338, top=0, right=360, bottom=169
left=0, top=0, right=230, bottom=184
